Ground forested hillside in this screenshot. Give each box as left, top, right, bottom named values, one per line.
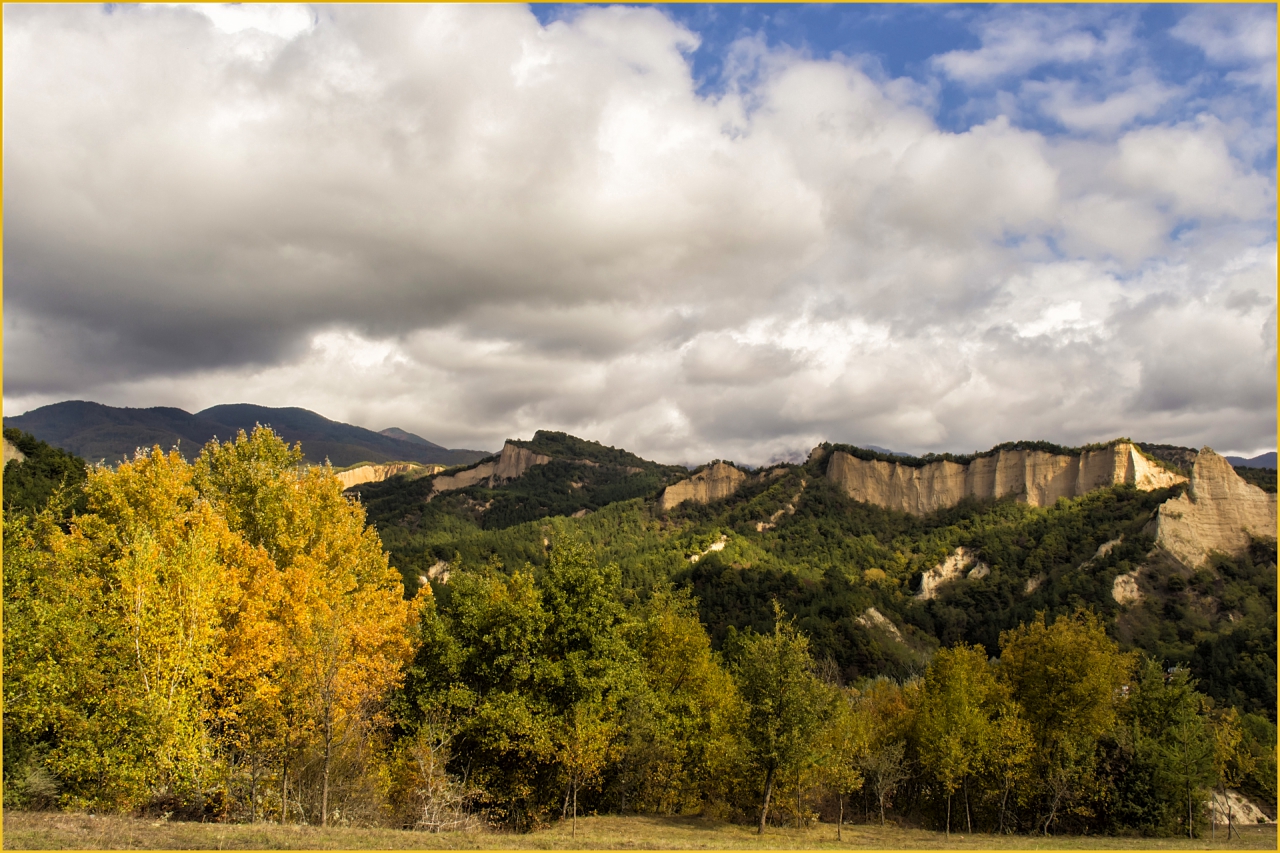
left=4, top=427, right=1275, bottom=837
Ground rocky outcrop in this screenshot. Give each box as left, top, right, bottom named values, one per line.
left=1209, top=789, right=1275, bottom=826
left=826, top=441, right=1184, bottom=516
left=1112, top=570, right=1143, bottom=605
left=1153, top=449, right=1277, bottom=568
left=917, top=546, right=989, bottom=600
left=3, top=438, right=25, bottom=465
left=430, top=442, right=552, bottom=495
left=336, top=462, right=441, bottom=490
left=688, top=534, right=729, bottom=563
left=660, top=462, right=748, bottom=511
left=856, top=607, right=905, bottom=643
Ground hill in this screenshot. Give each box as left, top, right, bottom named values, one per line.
left=5, top=401, right=490, bottom=468
left=358, top=434, right=1276, bottom=745
left=1227, top=451, right=1278, bottom=469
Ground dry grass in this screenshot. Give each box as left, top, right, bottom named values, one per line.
left=2, top=811, right=1274, bottom=850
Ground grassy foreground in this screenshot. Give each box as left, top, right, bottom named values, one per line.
left=2, top=812, right=1275, bottom=850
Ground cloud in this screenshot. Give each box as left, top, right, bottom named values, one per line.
left=932, top=9, right=1133, bottom=84
left=3, top=4, right=1275, bottom=463
left=1024, top=72, right=1179, bottom=133
left=1171, top=7, right=1277, bottom=93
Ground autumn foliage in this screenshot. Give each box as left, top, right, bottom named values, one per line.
left=4, top=428, right=413, bottom=824
left=1, top=429, right=1259, bottom=836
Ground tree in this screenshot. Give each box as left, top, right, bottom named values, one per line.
left=915, top=644, right=1003, bottom=834
left=4, top=448, right=244, bottom=812
left=817, top=687, right=869, bottom=840
left=620, top=586, right=746, bottom=815
left=988, top=704, right=1033, bottom=834
left=555, top=700, right=616, bottom=838
left=998, top=610, right=1134, bottom=834
left=855, top=677, right=915, bottom=826
left=1210, top=706, right=1253, bottom=841
left=733, top=604, right=830, bottom=834
left=202, top=432, right=413, bottom=827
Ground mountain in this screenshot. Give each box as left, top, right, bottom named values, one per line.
left=5, top=401, right=491, bottom=468
left=1226, top=451, right=1277, bottom=469
left=379, top=427, right=447, bottom=450
left=355, top=432, right=1276, bottom=728
left=4, top=401, right=233, bottom=465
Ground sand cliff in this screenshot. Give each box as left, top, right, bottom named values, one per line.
left=429, top=442, right=552, bottom=494
left=1152, top=449, right=1277, bottom=568
left=825, top=441, right=1184, bottom=515
left=659, top=461, right=748, bottom=511
left=336, top=462, right=441, bottom=490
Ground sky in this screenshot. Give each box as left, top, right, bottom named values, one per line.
left=3, top=3, right=1276, bottom=465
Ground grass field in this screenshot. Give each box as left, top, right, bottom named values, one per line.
left=2, top=812, right=1275, bottom=850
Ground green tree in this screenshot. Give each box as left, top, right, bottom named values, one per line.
left=817, top=687, right=869, bottom=840
left=619, top=586, right=746, bottom=815
left=915, top=644, right=1003, bottom=834
left=733, top=605, right=830, bottom=834
left=998, top=610, right=1134, bottom=834
left=2, top=428, right=88, bottom=519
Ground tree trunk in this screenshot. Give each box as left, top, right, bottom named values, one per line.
left=281, top=758, right=289, bottom=825
left=249, top=760, right=258, bottom=824
left=946, top=793, right=951, bottom=837
left=998, top=780, right=1011, bottom=835
left=1187, top=784, right=1193, bottom=839
left=322, top=717, right=332, bottom=828
left=758, top=765, right=776, bottom=835
left=964, top=776, right=972, bottom=834
left=837, top=794, right=843, bottom=842
left=572, top=776, right=578, bottom=840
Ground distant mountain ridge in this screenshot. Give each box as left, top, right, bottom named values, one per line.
left=5, top=401, right=490, bottom=468
left=1226, top=451, right=1277, bottom=469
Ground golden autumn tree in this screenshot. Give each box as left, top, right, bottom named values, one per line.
left=4, top=427, right=413, bottom=823
left=195, top=427, right=414, bottom=826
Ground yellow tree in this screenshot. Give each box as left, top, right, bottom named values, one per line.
left=1210, top=706, right=1253, bottom=841
left=197, top=429, right=413, bottom=825
left=197, top=429, right=413, bottom=826
left=855, top=677, right=916, bottom=826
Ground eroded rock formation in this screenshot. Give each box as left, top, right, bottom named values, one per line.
left=3, top=439, right=25, bottom=465
left=1112, top=570, right=1143, bottom=605
left=660, top=461, right=748, bottom=511
left=917, top=546, right=989, bottom=600
left=1153, top=449, right=1277, bottom=568
left=336, top=462, right=440, bottom=490
left=826, top=441, right=1184, bottom=516
left=430, top=442, right=552, bottom=494
left=855, top=607, right=905, bottom=643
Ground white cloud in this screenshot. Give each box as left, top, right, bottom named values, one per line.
left=933, top=9, right=1132, bottom=84
left=1025, top=72, right=1179, bottom=133
left=1172, top=6, right=1277, bottom=67
left=2, top=4, right=1275, bottom=463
